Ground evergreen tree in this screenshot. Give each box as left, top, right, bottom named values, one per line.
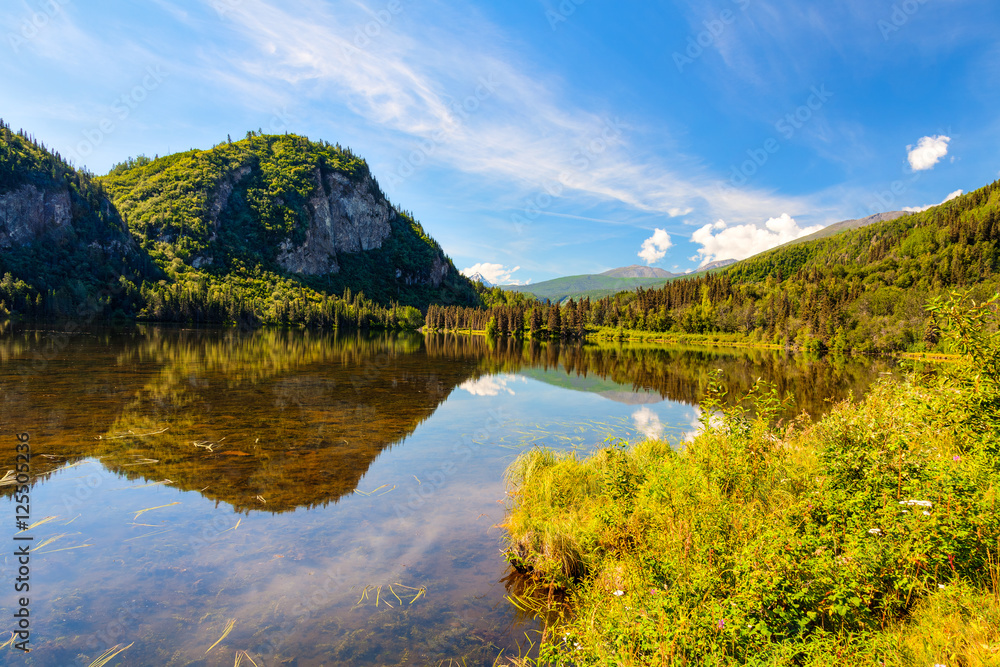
left=548, top=304, right=561, bottom=339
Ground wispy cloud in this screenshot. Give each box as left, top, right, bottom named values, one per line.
left=204, top=0, right=816, bottom=227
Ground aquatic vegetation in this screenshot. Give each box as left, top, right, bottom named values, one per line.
left=355, top=582, right=427, bottom=608
left=501, top=290, right=1000, bottom=665
left=205, top=618, right=237, bottom=654
left=86, top=642, right=134, bottom=667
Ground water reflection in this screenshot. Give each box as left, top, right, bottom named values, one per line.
left=2, top=327, right=894, bottom=513
left=0, top=325, right=895, bottom=665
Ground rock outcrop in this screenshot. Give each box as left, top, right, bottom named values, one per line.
left=0, top=184, right=73, bottom=248
left=275, top=170, right=393, bottom=275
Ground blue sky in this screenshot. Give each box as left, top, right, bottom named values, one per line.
left=2, top=0, right=999, bottom=284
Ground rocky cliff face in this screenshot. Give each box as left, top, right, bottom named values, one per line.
left=188, top=159, right=452, bottom=288
left=0, top=181, right=142, bottom=264
left=274, top=170, right=393, bottom=275
left=0, top=184, right=73, bottom=248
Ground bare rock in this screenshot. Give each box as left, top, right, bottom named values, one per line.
left=0, top=184, right=73, bottom=248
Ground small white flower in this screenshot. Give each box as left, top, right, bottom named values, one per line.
left=922, top=511, right=931, bottom=516
left=938, top=584, right=947, bottom=589
left=899, top=499, right=933, bottom=508
left=614, top=590, right=624, bottom=596
left=868, top=528, right=882, bottom=535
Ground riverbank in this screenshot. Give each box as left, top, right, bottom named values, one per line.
left=500, top=295, right=999, bottom=665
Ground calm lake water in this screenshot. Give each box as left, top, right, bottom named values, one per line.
left=0, top=324, right=896, bottom=665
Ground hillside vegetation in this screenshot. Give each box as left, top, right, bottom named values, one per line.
left=594, top=183, right=1000, bottom=352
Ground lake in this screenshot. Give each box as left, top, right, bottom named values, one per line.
left=0, top=324, right=896, bottom=665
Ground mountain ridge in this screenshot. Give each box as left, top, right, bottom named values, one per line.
left=600, top=265, right=676, bottom=279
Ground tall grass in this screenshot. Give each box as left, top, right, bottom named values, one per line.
left=500, top=290, right=1000, bottom=665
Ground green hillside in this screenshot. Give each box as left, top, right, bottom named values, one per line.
left=0, top=121, right=154, bottom=318
left=101, top=132, right=476, bottom=310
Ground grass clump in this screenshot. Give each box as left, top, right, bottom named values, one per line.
left=500, top=289, right=1000, bottom=666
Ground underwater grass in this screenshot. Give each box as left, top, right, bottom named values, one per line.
left=86, top=642, right=134, bottom=667
left=131, top=501, right=181, bottom=521
left=355, top=582, right=427, bottom=608
left=234, top=649, right=260, bottom=666
left=206, top=618, right=237, bottom=654
left=500, top=291, right=1000, bottom=665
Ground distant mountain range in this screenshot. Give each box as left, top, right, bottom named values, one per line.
left=698, top=258, right=739, bottom=271
left=600, top=265, right=676, bottom=279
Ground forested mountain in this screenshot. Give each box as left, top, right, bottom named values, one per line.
left=0, top=124, right=478, bottom=327
left=433, top=179, right=1000, bottom=354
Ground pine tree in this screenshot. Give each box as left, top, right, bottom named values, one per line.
left=548, top=305, right=561, bottom=339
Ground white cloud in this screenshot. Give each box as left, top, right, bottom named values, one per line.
left=459, top=375, right=516, bottom=397
left=902, top=189, right=964, bottom=213
left=632, top=407, right=664, bottom=440
left=907, top=135, right=951, bottom=171
left=638, top=228, right=673, bottom=265
left=461, top=262, right=525, bottom=285
left=691, top=214, right=823, bottom=266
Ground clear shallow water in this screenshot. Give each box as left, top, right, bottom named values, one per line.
left=0, top=325, right=894, bottom=665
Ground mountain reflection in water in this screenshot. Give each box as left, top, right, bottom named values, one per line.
left=1, top=326, right=894, bottom=512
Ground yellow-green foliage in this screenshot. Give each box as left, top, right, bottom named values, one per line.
left=502, top=290, right=1000, bottom=666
